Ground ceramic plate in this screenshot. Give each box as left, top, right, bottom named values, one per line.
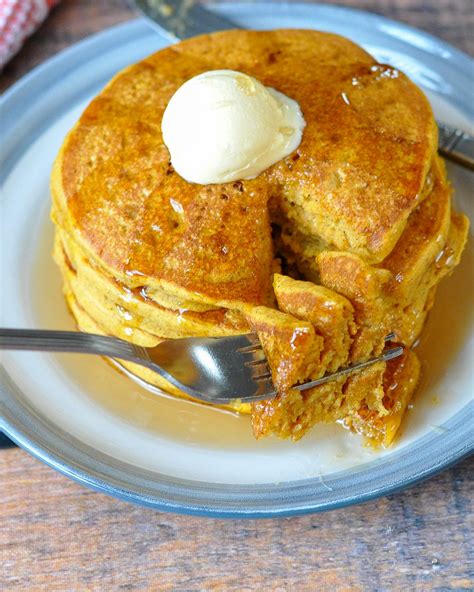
left=1, top=2, right=473, bottom=517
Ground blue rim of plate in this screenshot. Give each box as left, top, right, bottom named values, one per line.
left=1, top=2, right=473, bottom=518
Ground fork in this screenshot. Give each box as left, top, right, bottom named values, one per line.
left=0, top=328, right=402, bottom=405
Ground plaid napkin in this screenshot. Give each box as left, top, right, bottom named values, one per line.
left=0, top=0, right=59, bottom=68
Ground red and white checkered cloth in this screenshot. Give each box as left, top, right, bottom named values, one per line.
left=0, top=0, right=59, bottom=68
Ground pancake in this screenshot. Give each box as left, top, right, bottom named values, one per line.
left=52, top=29, right=437, bottom=293
left=251, top=358, right=390, bottom=442
left=273, top=274, right=356, bottom=373
left=50, top=29, right=469, bottom=447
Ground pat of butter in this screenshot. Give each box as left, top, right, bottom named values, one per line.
left=161, top=70, right=305, bottom=184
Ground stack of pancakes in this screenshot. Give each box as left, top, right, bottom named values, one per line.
left=51, top=30, right=468, bottom=446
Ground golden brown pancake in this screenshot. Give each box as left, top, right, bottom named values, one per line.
left=51, top=29, right=469, bottom=447
left=52, top=29, right=438, bottom=292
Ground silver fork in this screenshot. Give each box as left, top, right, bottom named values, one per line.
left=0, top=328, right=402, bottom=405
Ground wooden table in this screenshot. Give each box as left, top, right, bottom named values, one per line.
left=1, top=1, right=473, bottom=589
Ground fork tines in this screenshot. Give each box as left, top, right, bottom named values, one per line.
left=242, top=331, right=402, bottom=396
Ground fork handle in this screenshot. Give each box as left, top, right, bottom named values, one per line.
left=0, top=328, right=141, bottom=362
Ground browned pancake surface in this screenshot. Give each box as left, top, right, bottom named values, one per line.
left=53, top=29, right=437, bottom=306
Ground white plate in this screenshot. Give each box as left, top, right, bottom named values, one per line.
left=1, top=3, right=473, bottom=516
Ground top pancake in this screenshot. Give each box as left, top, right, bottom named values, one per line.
left=51, top=29, right=437, bottom=306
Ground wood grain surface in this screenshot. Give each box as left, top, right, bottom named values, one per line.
left=2, top=449, right=473, bottom=590
left=1, top=1, right=473, bottom=590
